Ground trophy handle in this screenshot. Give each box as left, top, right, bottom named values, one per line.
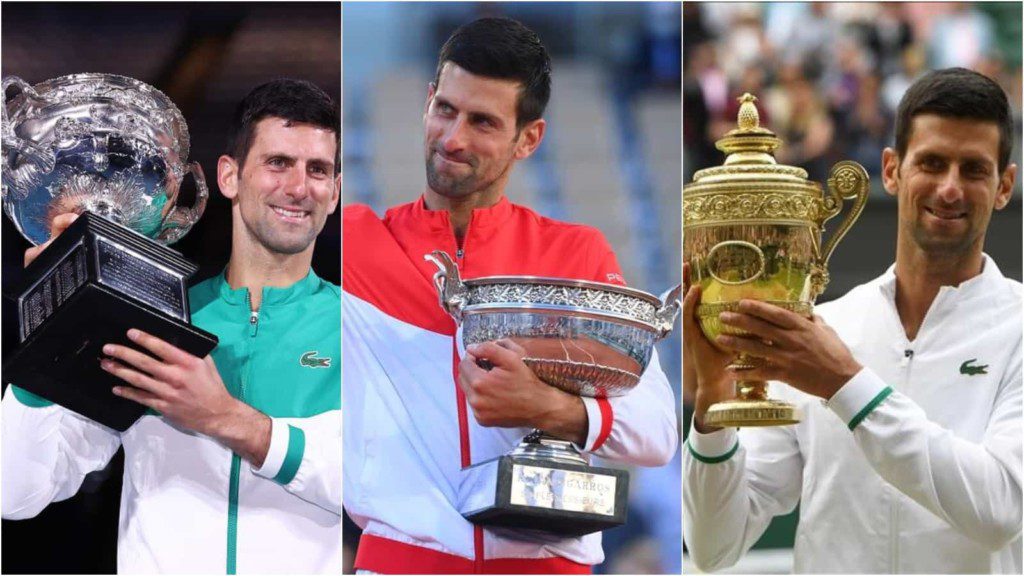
left=424, top=250, right=469, bottom=323
left=158, top=161, right=209, bottom=244
left=2, top=76, right=56, bottom=197
left=819, top=161, right=868, bottom=266
left=654, top=284, right=682, bottom=339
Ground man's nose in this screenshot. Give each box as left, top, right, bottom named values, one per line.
left=936, top=165, right=965, bottom=204
left=284, top=165, right=310, bottom=200
left=441, top=116, right=468, bottom=153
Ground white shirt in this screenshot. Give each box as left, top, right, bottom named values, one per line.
left=684, top=255, right=1023, bottom=573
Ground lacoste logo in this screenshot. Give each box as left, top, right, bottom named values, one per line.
left=300, top=351, right=331, bottom=369
left=960, top=359, right=988, bottom=376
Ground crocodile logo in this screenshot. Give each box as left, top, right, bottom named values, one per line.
left=959, top=359, right=988, bottom=376
left=300, top=351, right=331, bottom=369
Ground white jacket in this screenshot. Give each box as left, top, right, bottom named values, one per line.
left=2, top=272, right=342, bottom=574
left=684, top=255, right=1023, bottom=573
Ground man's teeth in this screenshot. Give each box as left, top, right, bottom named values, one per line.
left=273, top=207, right=308, bottom=218
left=926, top=207, right=965, bottom=219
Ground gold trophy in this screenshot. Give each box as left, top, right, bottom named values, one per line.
left=683, top=93, right=868, bottom=427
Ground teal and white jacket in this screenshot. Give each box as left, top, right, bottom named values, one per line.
left=684, top=255, right=1022, bottom=574
left=2, top=270, right=341, bottom=574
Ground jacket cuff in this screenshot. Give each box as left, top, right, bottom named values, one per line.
left=579, top=396, right=613, bottom=451
left=252, top=418, right=306, bottom=484
left=686, top=418, right=739, bottom=464
left=10, top=385, right=54, bottom=408
left=826, top=368, right=893, bottom=430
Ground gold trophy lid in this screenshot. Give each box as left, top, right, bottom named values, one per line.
left=686, top=93, right=816, bottom=189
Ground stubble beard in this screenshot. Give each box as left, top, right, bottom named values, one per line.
left=907, top=208, right=981, bottom=257
left=424, top=145, right=515, bottom=200
left=241, top=204, right=320, bottom=256
left=425, top=155, right=477, bottom=198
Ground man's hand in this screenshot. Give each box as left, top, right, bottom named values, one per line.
left=25, top=213, right=79, bottom=267
left=715, top=300, right=863, bottom=400
left=101, top=329, right=271, bottom=467
left=683, top=262, right=737, bottom=433
left=459, top=339, right=587, bottom=446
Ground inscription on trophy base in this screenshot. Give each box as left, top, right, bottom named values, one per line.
left=2, top=213, right=218, bottom=431
left=462, top=455, right=629, bottom=537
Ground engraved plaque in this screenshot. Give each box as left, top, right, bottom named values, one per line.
left=20, top=243, right=89, bottom=339
left=96, top=238, right=187, bottom=321
left=509, top=464, right=617, bottom=516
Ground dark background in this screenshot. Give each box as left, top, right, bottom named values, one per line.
left=1, top=3, right=340, bottom=573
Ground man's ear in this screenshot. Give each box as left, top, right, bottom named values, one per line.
left=994, top=163, right=1017, bottom=211
left=424, top=82, right=436, bottom=117
left=513, top=118, right=546, bottom=160
left=217, top=155, right=240, bottom=200
left=327, top=173, right=341, bottom=215
left=881, top=147, right=900, bottom=198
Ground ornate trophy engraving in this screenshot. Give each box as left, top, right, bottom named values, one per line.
left=683, top=94, right=868, bottom=427
left=2, top=74, right=218, bottom=430
left=427, top=250, right=681, bottom=536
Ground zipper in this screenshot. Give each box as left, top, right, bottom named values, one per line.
left=227, top=289, right=260, bottom=574
left=889, top=344, right=912, bottom=572
left=454, top=212, right=471, bottom=265
left=450, top=219, right=479, bottom=565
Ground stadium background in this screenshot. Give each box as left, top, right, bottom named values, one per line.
left=1, top=3, right=340, bottom=573
left=682, top=2, right=1023, bottom=573
left=342, top=2, right=682, bottom=573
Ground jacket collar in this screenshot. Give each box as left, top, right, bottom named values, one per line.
left=879, top=253, right=1004, bottom=301
left=406, top=194, right=514, bottom=234
left=215, top=268, right=321, bottom=307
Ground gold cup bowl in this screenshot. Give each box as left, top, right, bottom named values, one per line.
left=683, top=94, right=869, bottom=427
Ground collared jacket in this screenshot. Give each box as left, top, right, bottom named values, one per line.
left=2, top=270, right=341, bottom=574
left=684, top=255, right=1023, bottom=573
left=343, top=197, right=679, bottom=573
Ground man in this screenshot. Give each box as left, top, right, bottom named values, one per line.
left=683, top=67, right=1021, bottom=573
left=2, top=79, right=341, bottom=573
left=343, top=17, right=678, bottom=573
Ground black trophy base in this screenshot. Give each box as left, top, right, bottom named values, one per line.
left=2, top=212, right=217, bottom=431
left=464, top=455, right=629, bottom=538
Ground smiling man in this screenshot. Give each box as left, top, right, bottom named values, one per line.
left=683, top=68, right=1022, bottom=573
left=2, top=79, right=341, bottom=573
left=342, top=17, right=678, bottom=574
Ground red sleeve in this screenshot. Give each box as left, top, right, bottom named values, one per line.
left=585, top=228, right=627, bottom=287
left=342, top=204, right=453, bottom=335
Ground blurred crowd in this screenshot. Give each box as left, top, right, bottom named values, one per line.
left=684, top=2, right=1023, bottom=187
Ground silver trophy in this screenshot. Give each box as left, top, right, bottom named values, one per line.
left=2, top=73, right=217, bottom=430
left=426, top=250, right=680, bottom=536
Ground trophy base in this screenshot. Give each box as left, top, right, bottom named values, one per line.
left=460, top=451, right=629, bottom=537
left=703, top=398, right=802, bottom=427
left=3, top=213, right=218, bottom=431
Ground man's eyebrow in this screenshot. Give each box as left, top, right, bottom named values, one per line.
left=434, top=95, right=457, bottom=110
left=260, top=152, right=296, bottom=162
left=258, top=152, right=334, bottom=167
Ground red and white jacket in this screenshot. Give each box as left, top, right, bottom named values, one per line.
left=342, top=197, right=678, bottom=573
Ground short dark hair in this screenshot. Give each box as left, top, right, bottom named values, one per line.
left=434, top=17, right=551, bottom=129
left=226, top=79, right=340, bottom=173
left=895, top=67, right=1013, bottom=172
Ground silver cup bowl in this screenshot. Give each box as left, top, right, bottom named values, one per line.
left=426, top=250, right=681, bottom=398
left=2, top=73, right=207, bottom=246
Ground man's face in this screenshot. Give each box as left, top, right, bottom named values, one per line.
left=423, top=63, right=535, bottom=199
left=225, top=117, right=339, bottom=255
left=882, top=114, right=1015, bottom=256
